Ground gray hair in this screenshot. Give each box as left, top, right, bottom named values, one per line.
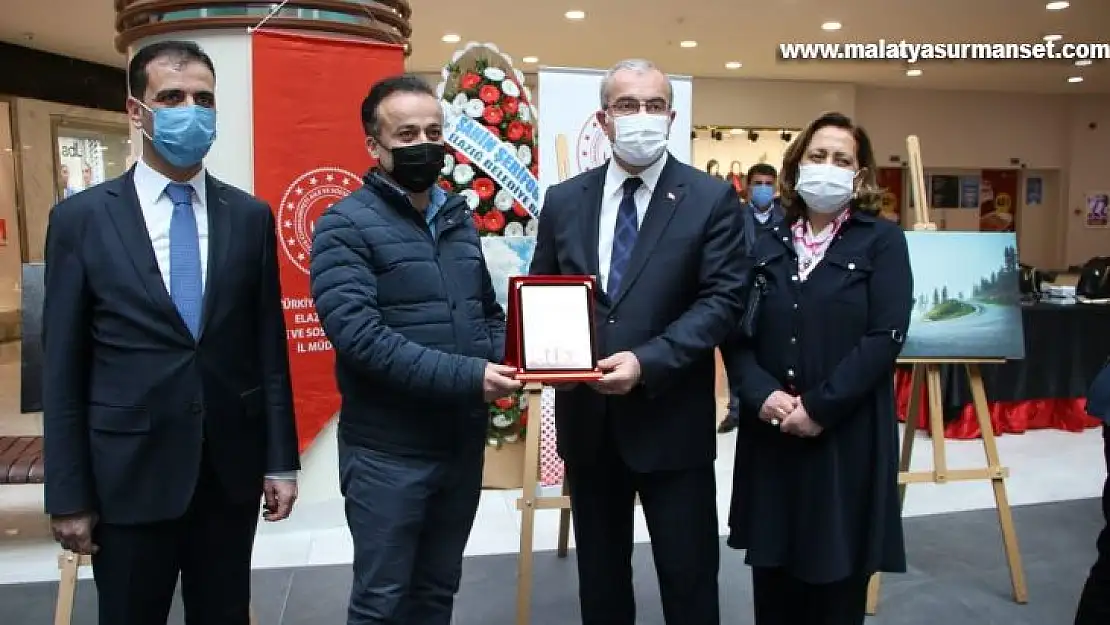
left=599, top=59, right=674, bottom=109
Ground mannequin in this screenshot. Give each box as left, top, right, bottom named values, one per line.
left=706, top=159, right=723, bottom=180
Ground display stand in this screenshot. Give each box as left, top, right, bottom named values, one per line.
left=865, top=136, right=1028, bottom=614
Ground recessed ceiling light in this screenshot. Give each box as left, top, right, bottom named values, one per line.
left=1075, top=59, right=1093, bottom=66
left=724, top=61, right=743, bottom=69
left=441, top=33, right=460, bottom=43
left=564, top=10, right=585, bottom=20
left=821, top=21, right=842, bottom=31
left=906, top=68, right=923, bottom=77
left=1044, top=34, right=1063, bottom=42
left=1068, top=76, right=1084, bottom=83
left=679, top=40, right=698, bottom=48
left=522, top=56, right=539, bottom=64
left=1046, top=1, right=1070, bottom=10
left=729, top=128, right=746, bottom=135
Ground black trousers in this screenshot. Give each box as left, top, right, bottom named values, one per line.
left=339, top=438, right=484, bottom=625
left=91, top=454, right=260, bottom=625
left=565, top=442, right=720, bottom=625
left=1076, top=424, right=1110, bottom=625
left=751, top=567, right=868, bottom=625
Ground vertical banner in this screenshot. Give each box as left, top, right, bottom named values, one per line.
left=876, top=167, right=904, bottom=223
left=536, top=67, right=694, bottom=197
left=978, top=169, right=1019, bottom=232
left=252, top=31, right=404, bottom=451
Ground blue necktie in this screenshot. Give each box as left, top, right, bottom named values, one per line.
left=607, top=177, right=642, bottom=297
left=165, top=182, right=202, bottom=337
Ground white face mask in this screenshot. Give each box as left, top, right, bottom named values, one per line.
left=611, top=113, right=670, bottom=167
left=796, top=163, right=857, bottom=214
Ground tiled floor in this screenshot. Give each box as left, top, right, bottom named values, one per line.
left=1, top=340, right=1106, bottom=621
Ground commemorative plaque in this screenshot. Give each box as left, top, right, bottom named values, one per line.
left=504, top=275, right=603, bottom=382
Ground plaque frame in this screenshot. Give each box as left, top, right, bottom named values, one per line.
left=504, top=274, right=603, bottom=382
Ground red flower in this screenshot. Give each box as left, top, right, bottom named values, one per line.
left=522, top=123, right=534, bottom=142
left=472, top=211, right=485, bottom=232
left=455, top=151, right=471, bottom=165
left=478, top=84, right=501, bottom=104
left=494, top=397, right=514, bottom=410
left=472, top=177, right=496, bottom=201
left=506, top=120, right=526, bottom=142
left=530, top=163, right=538, bottom=177
left=460, top=72, right=482, bottom=90
left=482, top=105, right=504, bottom=125
left=512, top=201, right=530, bottom=218
left=438, top=179, right=453, bottom=192
left=483, top=209, right=506, bottom=233
left=502, top=96, right=520, bottom=116
left=485, top=124, right=502, bottom=138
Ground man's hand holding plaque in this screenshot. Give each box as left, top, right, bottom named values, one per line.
left=591, top=352, right=642, bottom=395
left=483, top=363, right=523, bottom=402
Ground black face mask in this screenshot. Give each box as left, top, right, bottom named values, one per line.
left=383, top=142, right=445, bottom=193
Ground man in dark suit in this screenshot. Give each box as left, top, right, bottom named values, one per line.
left=529, top=58, right=747, bottom=625
left=1076, top=362, right=1110, bottom=624
left=42, top=40, right=299, bottom=625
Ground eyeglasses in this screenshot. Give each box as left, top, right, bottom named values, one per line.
left=607, top=97, right=670, bottom=116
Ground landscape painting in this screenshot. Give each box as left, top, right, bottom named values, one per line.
left=901, top=232, right=1025, bottom=360
left=480, top=236, right=536, bottom=310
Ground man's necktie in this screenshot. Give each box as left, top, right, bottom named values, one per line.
left=607, top=176, right=642, bottom=297
left=165, top=182, right=202, bottom=337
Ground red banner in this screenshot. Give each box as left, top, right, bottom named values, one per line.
left=876, top=167, right=904, bottom=224
left=251, top=31, right=405, bottom=451
left=979, top=169, right=1019, bottom=232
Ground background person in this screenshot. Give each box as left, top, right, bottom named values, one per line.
left=43, top=40, right=299, bottom=625
left=310, top=74, right=520, bottom=625
left=530, top=58, right=746, bottom=625
left=723, top=111, right=912, bottom=625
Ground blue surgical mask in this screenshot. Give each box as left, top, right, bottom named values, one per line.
left=138, top=102, right=217, bottom=168
left=750, top=184, right=775, bottom=209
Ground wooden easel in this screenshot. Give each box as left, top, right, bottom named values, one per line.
left=865, top=136, right=1028, bottom=614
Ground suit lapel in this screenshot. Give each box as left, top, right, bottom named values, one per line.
left=610, top=159, right=683, bottom=308
left=198, top=175, right=231, bottom=339
left=578, top=166, right=606, bottom=287
left=104, top=168, right=192, bottom=338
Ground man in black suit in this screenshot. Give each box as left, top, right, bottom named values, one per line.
left=42, top=40, right=299, bottom=625
left=1076, top=362, right=1110, bottom=624
left=529, top=58, right=746, bottom=625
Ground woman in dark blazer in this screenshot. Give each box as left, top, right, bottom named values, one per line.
left=723, top=111, right=913, bottom=625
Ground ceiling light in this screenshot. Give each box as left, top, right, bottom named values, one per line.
left=679, top=40, right=697, bottom=48
left=1075, top=59, right=1092, bottom=66
left=906, top=68, right=923, bottom=77
left=1044, top=34, right=1063, bottom=42
left=441, top=33, right=460, bottom=43
left=522, top=56, right=538, bottom=64
left=724, top=61, right=742, bottom=69
left=729, top=128, right=746, bottom=135
left=1068, top=76, right=1084, bottom=83
left=821, top=21, right=842, bottom=31
left=1046, top=1, right=1070, bottom=10
left=564, top=10, right=585, bottom=20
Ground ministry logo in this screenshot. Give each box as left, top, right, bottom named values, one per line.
left=575, top=115, right=611, bottom=173
left=276, top=167, right=360, bottom=274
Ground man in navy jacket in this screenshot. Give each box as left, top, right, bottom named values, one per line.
left=310, top=74, right=521, bottom=625
left=1076, top=361, right=1110, bottom=624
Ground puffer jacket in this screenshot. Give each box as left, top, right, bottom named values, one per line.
left=310, top=171, right=505, bottom=456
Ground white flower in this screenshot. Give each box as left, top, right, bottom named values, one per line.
left=514, top=68, right=525, bottom=84
left=460, top=188, right=480, bottom=209
left=502, top=433, right=519, bottom=443
left=518, top=105, right=532, bottom=122
left=491, top=414, right=513, bottom=429
left=452, top=163, right=475, bottom=185
left=525, top=218, right=538, bottom=236
left=464, top=98, right=485, bottom=118
left=483, top=67, right=506, bottom=81
left=494, top=188, right=514, bottom=211
left=504, top=221, right=524, bottom=237
left=517, top=145, right=532, bottom=166
left=441, top=153, right=455, bottom=175
left=501, top=79, right=520, bottom=98
left=452, top=92, right=468, bottom=108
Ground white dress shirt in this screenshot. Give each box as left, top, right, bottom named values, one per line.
left=598, top=153, right=669, bottom=291
left=133, top=158, right=209, bottom=293
left=132, top=160, right=296, bottom=482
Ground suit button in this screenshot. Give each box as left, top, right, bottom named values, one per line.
left=793, top=303, right=799, bottom=310
left=607, top=316, right=616, bottom=324
left=791, top=275, right=799, bottom=281
left=790, top=337, right=797, bottom=344
left=786, top=368, right=795, bottom=378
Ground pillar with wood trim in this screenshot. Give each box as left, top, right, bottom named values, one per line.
left=51, top=4, right=413, bottom=625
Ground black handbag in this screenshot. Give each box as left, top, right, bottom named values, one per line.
left=739, top=272, right=767, bottom=339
